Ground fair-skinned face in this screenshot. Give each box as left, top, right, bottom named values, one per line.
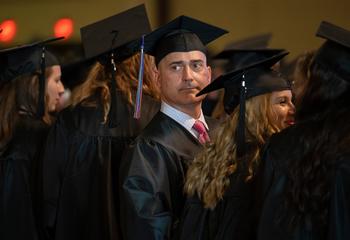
left=46, top=65, right=64, bottom=112
left=155, top=51, right=211, bottom=118
left=270, top=89, right=295, bottom=129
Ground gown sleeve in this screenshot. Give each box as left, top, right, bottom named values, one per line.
left=120, top=138, right=174, bottom=240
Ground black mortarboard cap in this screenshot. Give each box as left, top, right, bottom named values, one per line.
left=144, top=15, right=228, bottom=65
left=215, top=48, right=285, bottom=71
left=314, top=21, right=350, bottom=82
left=0, top=37, right=63, bottom=117
left=80, top=4, right=151, bottom=61
left=80, top=4, right=151, bottom=126
left=0, top=37, right=62, bottom=85
left=60, top=58, right=95, bottom=89
left=225, top=33, right=272, bottom=49
left=198, top=51, right=290, bottom=157
left=198, top=51, right=290, bottom=110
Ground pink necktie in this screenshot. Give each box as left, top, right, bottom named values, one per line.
left=192, top=120, right=210, bottom=144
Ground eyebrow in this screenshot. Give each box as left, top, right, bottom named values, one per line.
left=169, top=60, right=184, bottom=65
left=191, top=59, right=204, bottom=62
left=275, top=96, right=291, bottom=102
left=169, top=59, right=205, bottom=65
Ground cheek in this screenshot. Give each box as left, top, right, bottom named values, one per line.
left=275, top=107, right=289, bottom=120
left=47, top=82, right=54, bottom=95
left=47, top=81, right=58, bottom=99
left=195, top=71, right=210, bottom=84
left=161, top=73, right=180, bottom=90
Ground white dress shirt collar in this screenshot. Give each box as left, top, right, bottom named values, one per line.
left=160, top=101, right=209, bottom=138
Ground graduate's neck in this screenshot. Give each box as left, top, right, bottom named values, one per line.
left=164, top=101, right=202, bottom=119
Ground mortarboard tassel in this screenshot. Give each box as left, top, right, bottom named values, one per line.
left=134, top=35, right=145, bottom=119
left=108, top=52, right=119, bottom=128
left=236, top=74, right=247, bottom=158
left=37, top=46, right=46, bottom=118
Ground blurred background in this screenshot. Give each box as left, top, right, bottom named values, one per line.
left=1, top=0, right=350, bottom=63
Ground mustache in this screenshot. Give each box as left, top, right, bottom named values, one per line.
left=179, top=81, right=201, bottom=90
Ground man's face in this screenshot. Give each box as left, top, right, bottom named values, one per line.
left=155, top=51, right=211, bottom=110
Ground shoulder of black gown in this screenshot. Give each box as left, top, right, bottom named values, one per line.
left=139, top=111, right=203, bottom=159
left=57, top=90, right=159, bottom=137
left=4, top=115, right=49, bottom=158
left=328, top=153, right=350, bottom=239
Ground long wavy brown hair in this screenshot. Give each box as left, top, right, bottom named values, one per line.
left=0, top=69, right=55, bottom=152
left=282, top=52, right=350, bottom=233
left=185, top=93, right=282, bottom=209
left=291, top=51, right=315, bottom=107
left=70, top=53, right=160, bottom=123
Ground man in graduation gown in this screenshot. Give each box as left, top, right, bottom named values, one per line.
left=119, top=16, right=228, bottom=240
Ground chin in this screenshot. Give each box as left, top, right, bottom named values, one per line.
left=49, top=105, right=56, bottom=113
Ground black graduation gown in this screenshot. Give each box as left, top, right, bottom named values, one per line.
left=119, top=112, right=218, bottom=240
left=42, top=91, right=159, bottom=240
left=257, top=125, right=350, bottom=240
left=0, top=116, right=50, bottom=240
left=177, top=146, right=260, bottom=240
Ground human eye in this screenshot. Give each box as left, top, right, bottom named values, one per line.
left=191, top=61, right=204, bottom=71
left=170, top=63, right=182, bottom=71
left=279, top=97, right=287, bottom=105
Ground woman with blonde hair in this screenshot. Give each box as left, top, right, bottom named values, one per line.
left=178, top=52, right=295, bottom=240
left=42, top=5, right=160, bottom=240
left=0, top=38, right=64, bottom=240
left=258, top=21, right=350, bottom=240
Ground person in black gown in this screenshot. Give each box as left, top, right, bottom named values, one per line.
left=178, top=52, right=295, bottom=240
left=41, top=5, right=160, bottom=240
left=211, top=47, right=285, bottom=119
left=0, top=38, right=64, bottom=240
left=257, top=21, right=350, bottom=240
left=119, top=16, right=228, bottom=240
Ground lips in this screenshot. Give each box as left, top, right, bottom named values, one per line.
left=286, top=120, right=295, bottom=126
left=179, top=86, right=199, bottom=92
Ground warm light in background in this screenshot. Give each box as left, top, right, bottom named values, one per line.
left=0, top=19, right=17, bottom=43
left=54, top=18, right=74, bottom=39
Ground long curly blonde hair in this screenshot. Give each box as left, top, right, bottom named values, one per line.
left=70, top=53, right=160, bottom=123
left=185, top=93, right=282, bottom=209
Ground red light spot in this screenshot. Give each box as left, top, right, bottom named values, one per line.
left=0, top=19, right=17, bottom=42
left=54, top=18, right=74, bottom=39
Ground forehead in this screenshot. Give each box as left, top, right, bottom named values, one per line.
left=160, top=50, right=207, bottom=64
left=48, top=65, right=62, bottom=76
left=271, top=89, right=292, bottom=98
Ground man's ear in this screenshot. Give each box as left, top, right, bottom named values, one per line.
left=207, top=65, right=212, bottom=84
left=154, top=66, right=161, bottom=88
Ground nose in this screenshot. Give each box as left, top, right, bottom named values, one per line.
left=57, top=80, right=65, bottom=95
left=288, top=102, right=296, bottom=115
left=182, top=65, right=193, bottom=82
